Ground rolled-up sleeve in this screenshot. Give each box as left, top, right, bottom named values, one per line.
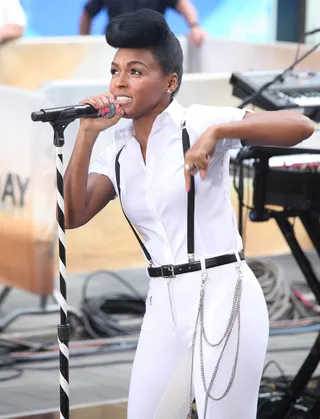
left=3, top=0, right=26, bottom=27
left=165, top=0, right=179, bottom=10
left=84, top=0, right=105, bottom=18
left=186, top=104, right=252, bottom=151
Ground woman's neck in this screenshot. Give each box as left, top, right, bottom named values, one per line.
left=133, top=115, right=154, bottom=149
left=133, top=100, right=171, bottom=148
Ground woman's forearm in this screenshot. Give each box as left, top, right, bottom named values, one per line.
left=213, top=110, right=314, bottom=147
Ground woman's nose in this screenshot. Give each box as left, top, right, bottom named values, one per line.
left=115, top=74, right=128, bottom=89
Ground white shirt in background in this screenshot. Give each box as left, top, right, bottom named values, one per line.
left=0, top=0, right=26, bottom=28
left=90, top=100, right=246, bottom=266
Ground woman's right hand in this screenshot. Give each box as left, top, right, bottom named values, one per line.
left=79, top=92, right=124, bottom=135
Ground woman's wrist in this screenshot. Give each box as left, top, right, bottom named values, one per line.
left=78, top=125, right=99, bottom=143
left=207, top=126, right=220, bottom=143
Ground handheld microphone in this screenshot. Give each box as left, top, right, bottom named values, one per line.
left=31, top=103, right=116, bottom=123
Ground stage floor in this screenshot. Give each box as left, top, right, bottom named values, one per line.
left=1, top=400, right=127, bottom=419
left=1, top=252, right=320, bottom=418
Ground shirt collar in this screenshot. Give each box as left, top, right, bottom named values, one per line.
left=115, top=99, right=185, bottom=142
left=155, top=99, right=185, bottom=129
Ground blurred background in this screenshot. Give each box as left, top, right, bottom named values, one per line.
left=1, top=0, right=320, bottom=418
left=20, top=0, right=276, bottom=42
left=16, top=0, right=320, bottom=45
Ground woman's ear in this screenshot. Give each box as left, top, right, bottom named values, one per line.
left=167, top=73, right=179, bottom=94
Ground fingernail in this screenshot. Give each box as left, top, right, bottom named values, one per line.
left=110, top=98, right=115, bottom=103
left=116, top=104, right=121, bottom=110
left=100, top=109, right=105, bottom=115
left=105, top=107, right=110, bottom=113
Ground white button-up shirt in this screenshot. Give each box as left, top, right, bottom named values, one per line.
left=0, top=0, right=26, bottom=28
left=90, top=100, right=246, bottom=266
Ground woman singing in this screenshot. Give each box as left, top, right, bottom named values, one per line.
left=64, top=8, right=314, bottom=419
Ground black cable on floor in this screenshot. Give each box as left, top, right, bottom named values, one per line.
left=0, top=367, right=23, bottom=382
left=81, top=270, right=146, bottom=338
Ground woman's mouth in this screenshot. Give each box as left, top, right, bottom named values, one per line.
left=116, top=96, right=133, bottom=105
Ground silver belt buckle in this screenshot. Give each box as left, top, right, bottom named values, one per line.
left=160, top=264, right=176, bottom=278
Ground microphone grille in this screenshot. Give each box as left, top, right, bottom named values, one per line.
left=106, top=103, right=116, bottom=118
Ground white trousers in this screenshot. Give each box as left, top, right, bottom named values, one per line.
left=127, top=261, right=269, bottom=419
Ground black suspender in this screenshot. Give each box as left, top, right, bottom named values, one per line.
left=115, top=146, right=153, bottom=265
left=182, top=122, right=195, bottom=262
left=115, top=122, right=195, bottom=266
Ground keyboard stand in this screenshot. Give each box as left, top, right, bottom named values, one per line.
left=268, top=211, right=320, bottom=419
left=237, top=146, right=320, bottom=419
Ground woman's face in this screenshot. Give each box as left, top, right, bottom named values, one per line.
left=110, top=48, right=176, bottom=120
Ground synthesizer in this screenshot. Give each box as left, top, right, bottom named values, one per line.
left=234, top=132, right=320, bottom=211
left=264, top=164, right=320, bottom=209
left=230, top=70, right=320, bottom=118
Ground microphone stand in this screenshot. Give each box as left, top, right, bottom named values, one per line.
left=31, top=108, right=79, bottom=419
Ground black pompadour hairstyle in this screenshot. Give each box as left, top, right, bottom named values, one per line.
left=105, top=8, right=183, bottom=96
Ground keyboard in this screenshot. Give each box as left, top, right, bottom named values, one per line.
left=230, top=70, right=320, bottom=119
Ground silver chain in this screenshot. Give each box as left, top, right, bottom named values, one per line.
left=187, top=262, right=243, bottom=418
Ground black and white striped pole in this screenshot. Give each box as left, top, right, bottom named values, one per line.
left=31, top=103, right=116, bottom=419
left=31, top=111, right=76, bottom=419
left=55, top=126, right=70, bottom=419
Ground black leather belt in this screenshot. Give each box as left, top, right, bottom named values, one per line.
left=147, top=251, right=245, bottom=278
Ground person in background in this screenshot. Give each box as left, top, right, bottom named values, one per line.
left=0, top=0, right=26, bottom=45
left=79, top=0, right=206, bottom=46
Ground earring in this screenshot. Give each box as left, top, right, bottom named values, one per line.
left=167, top=89, right=172, bottom=94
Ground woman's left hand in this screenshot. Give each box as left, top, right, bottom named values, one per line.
left=184, top=127, right=217, bottom=191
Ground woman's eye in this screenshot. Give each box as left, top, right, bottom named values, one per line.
left=131, top=69, right=142, bottom=75
left=111, top=69, right=119, bottom=75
